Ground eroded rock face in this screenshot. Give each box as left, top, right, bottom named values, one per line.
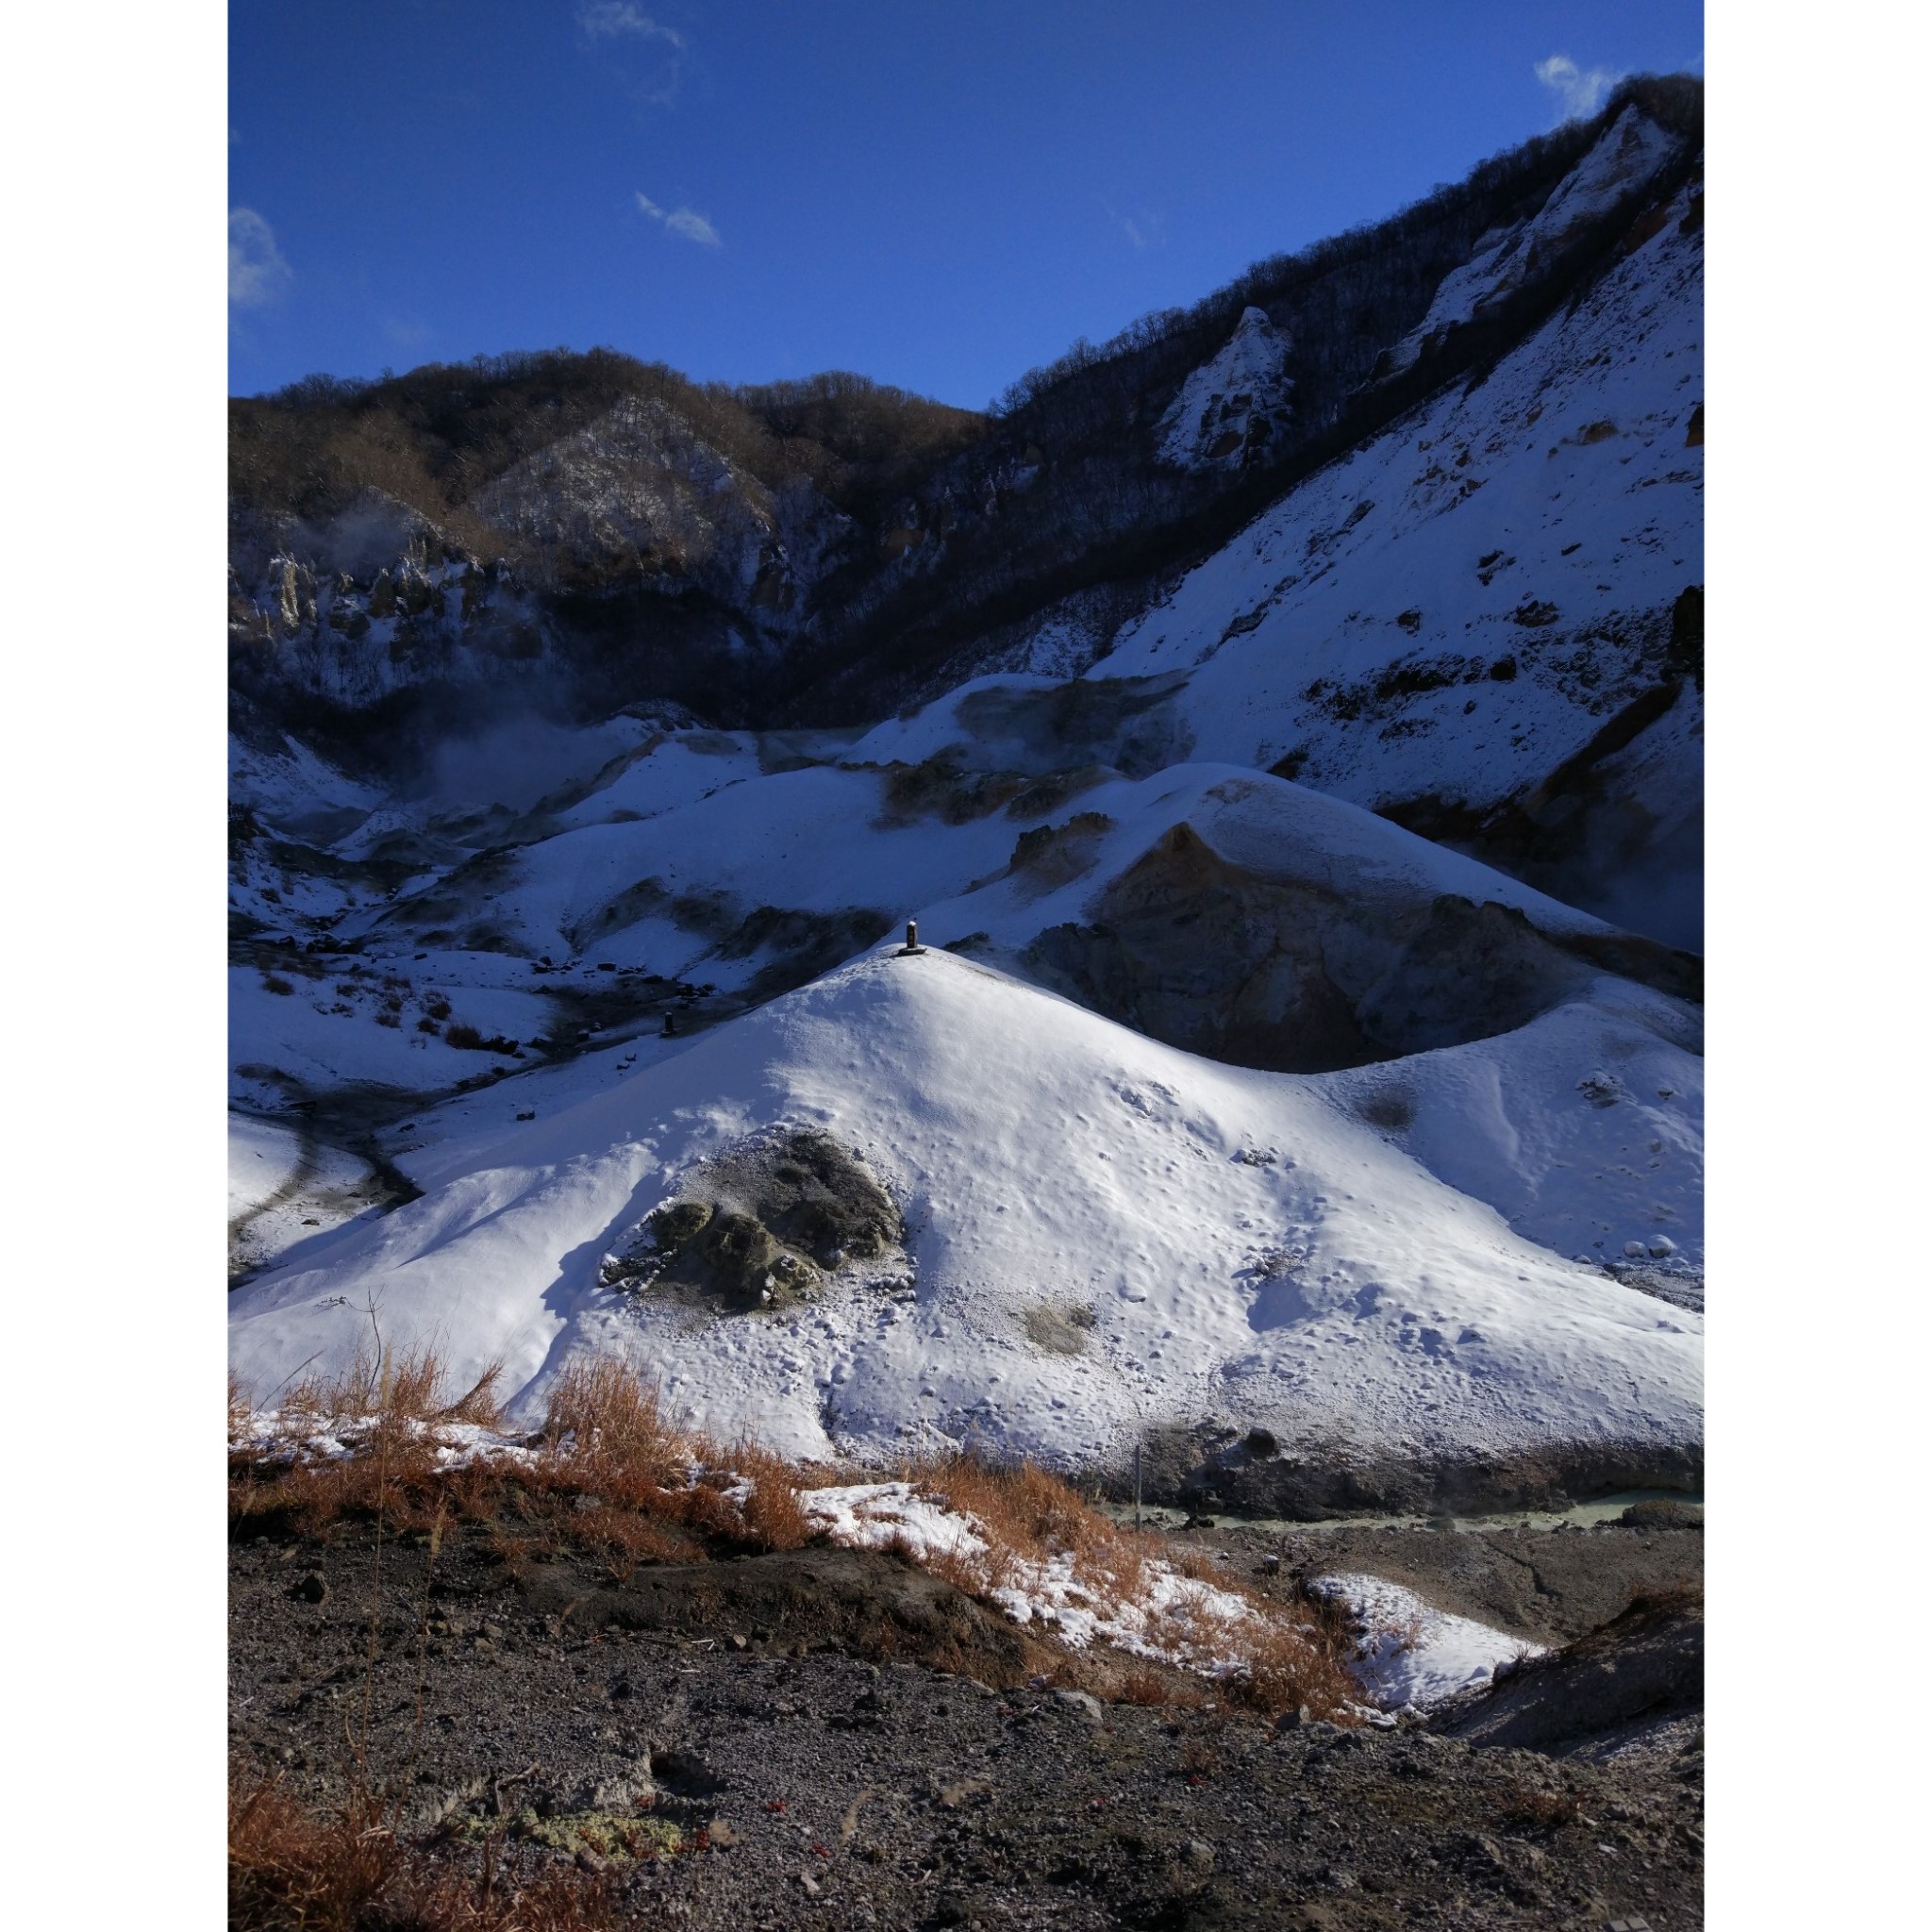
left=601, top=1129, right=904, bottom=1312
left=466, top=396, right=812, bottom=607
left=1157, top=307, right=1294, bottom=472
left=1432, top=1591, right=1704, bottom=1751
left=1022, top=821, right=1607, bottom=1073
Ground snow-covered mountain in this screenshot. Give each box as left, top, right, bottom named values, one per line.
left=229, top=80, right=1703, bottom=1508
left=1098, top=144, right=1703, bottom=945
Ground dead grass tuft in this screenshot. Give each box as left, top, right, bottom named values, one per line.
left=878, top=1451, right=1359, bottom=1720
left=541, top=1357, right=687, bottom=1492
left=229, top=1769, right=632, bottom=1931
left=1498, top=1780, right=1586, bottom=1832
left=729, top=1440, right=814, bottom=1551
left=231, top=1351, right=821, bottom=1584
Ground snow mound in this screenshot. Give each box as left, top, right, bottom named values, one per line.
left=1311, top=989, right=1702, bottom=1269
left=1312, top=1572, right=1544, bottom=1712
left=231, top=946, right=1700, bottom=1476
left=801, top=1482, right=989, bottom=1564
left=1158, top=307, right=1294, bottom=471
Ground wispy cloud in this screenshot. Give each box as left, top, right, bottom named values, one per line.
left=383, top=314, right=434, bottom=349
left=577, top=2, right=683, bottom=45
left=228, top=208, right=291, bottom=306
left=636, top=191, right=721, bottom=248
left=1102, top=200, right=1166, bottom=251
left=1535, top=54, right=1622, bottom=123
left=577, top=3, right=689, bottom=106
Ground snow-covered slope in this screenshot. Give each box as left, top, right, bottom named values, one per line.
left=227, top=102, right=1703, bottom=1502
left=230, top=947, right=1700, bottom=1483
left=1100, top=172, right=1701, bottom=800
left=1095, top=158, right=1703, bottom=942
left=228, top=1115, right=383, bottom=1277
left=1384, top=108, right=1684, bottom=377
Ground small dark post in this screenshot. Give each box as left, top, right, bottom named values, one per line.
left=897, top=919, right=926, bottom=957
left=1133, top=1440, right=1143, bottom=1531
left=661, top=1010, right=676, bottom=1038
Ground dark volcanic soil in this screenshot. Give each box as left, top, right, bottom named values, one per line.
left=231, top=1519, right=1703, bottom=1929
left=1199, top=1518, right=1706, bottom=1646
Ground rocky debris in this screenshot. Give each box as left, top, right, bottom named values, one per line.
left=466, top=395, right=809, bottom=608
left=230, top=1520, right=1703, bottom=1930
left=1433, top=1590, right=1704, bottom=1755
left=602, top=1130, right=905, bottom=1312
left=1051, top=1688, right=1105, bottom=1725
left=1190, top=1515, right=1706, bottom=1651
left=1619, top=1499, right=1703, bottom=1531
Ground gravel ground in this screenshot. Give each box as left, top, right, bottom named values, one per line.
left=230, top=1521, right=1702, bottom=1929
left=1187, top=1518, right=1705, bottom=1646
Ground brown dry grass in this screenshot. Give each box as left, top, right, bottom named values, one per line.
left=232, top=1365, right=1360, bottom=1716
left=1497, top=1780, right=1586, bottom=1832
left=230, top=1352, right=813, bottom=1580
left=880, top=1451, right=1359, bottom=1720
left=229, top=1770, right=641, bottom=1931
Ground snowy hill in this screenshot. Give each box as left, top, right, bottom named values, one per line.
left=229, top=947, right=1699, bottom=1502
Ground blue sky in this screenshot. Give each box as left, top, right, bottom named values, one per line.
left=228, top=2, right=1703, bottom=408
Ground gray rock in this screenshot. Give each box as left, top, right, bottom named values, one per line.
left=1053, top=1688, right=1105, bottom=1724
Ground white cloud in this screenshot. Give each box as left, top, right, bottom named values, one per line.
left=636, top=191, right=721, bottom=247
left=1535, top=54, right=1622, bottom=122
left=663, top=208, right=721, bottom=247
left=576, top=3, right=683, bottom=45
left=577, top=3, right=689, bottom=107
left=228, top=208, right=291, bottom=307
left=1102, top=200, right=1166, bottom=251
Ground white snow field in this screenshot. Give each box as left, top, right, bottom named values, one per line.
left=1309, top=985, right=1702, bottom=1272
left=1310, top=1573, right=1545, bottom=1713
left=227, top=1114, right=381, bottom=1275
left=231, top=708, right=1687, bottom=1112
left=230, top=945, right=1699, bottom=1475
left=1158, top=305, right=1294, bottom=471
left=1384, top=108, right=1684, bottom=376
